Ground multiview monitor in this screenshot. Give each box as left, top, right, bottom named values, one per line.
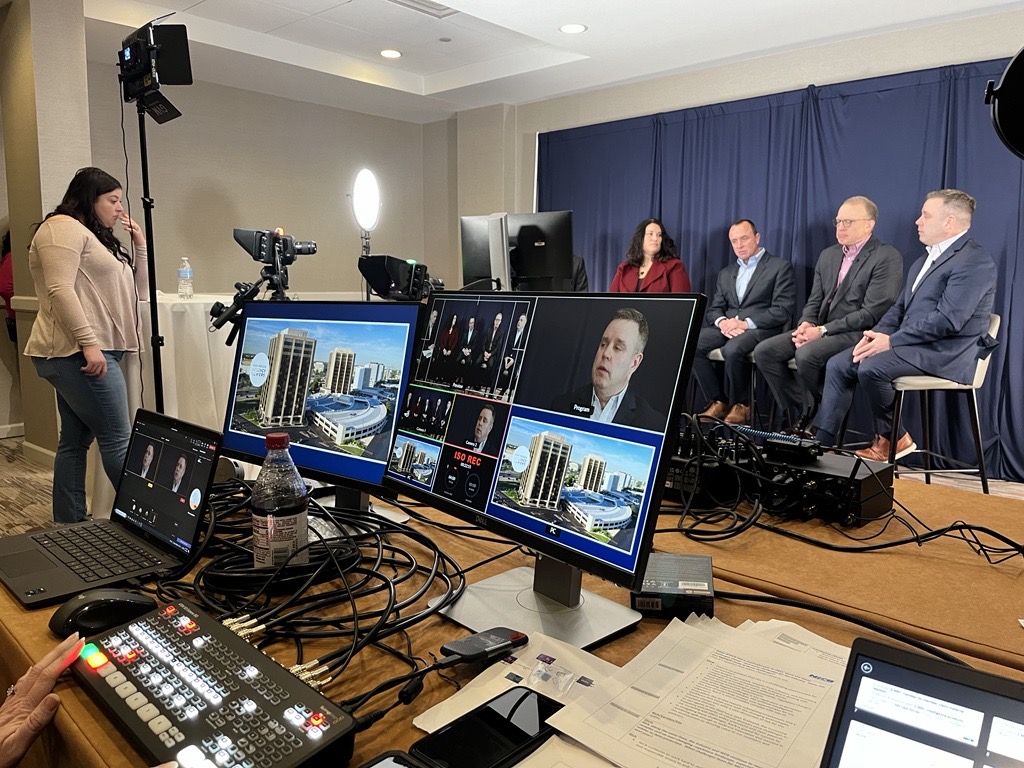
left=221, top=300, right=422, bottom=503
left=385, top=291, right=704, bottom=646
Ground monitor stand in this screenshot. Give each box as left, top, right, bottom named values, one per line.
left=332, top=485, right=408, bottom=524
left=309, top=484, right=409, bottom=540
left=431, top=555, right=640, bottom=650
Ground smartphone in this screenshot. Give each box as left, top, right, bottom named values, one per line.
left=409, top=686, right=563, bottom=768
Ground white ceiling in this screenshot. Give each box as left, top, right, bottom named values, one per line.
left=82, top=0, right=1024, bottom=124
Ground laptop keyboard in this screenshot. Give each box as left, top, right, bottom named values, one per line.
left=32, top=525, right=165, bottom=583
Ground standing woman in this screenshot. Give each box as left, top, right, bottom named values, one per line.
left=24, top=167, right=148, bottom=524
left=609, top=218, right=691, bottom=293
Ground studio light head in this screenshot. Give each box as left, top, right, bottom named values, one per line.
left=116, top=15, right=192, bottom=124
left=986, top=45, right=1024, bottom=160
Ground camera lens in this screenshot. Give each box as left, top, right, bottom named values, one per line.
left=294, top=240, right=317, bottom=255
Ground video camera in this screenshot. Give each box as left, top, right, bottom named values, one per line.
left=209, top=227, right=317, bottom=345
left=233, top=227, right=316, bottom=266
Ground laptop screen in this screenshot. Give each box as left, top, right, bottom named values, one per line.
left=112, top=410, right=221, bottom=557
left=820, top=638, right=1024, bottom=766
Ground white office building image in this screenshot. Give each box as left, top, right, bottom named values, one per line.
left=324, top=348, right=357, bottom=394
left=562, top=489, right=634, bottom=532
left=259, top=328, right=316, bottom=427
left=578, top=455, right=607, bottom=493
left=308, top=393, right=388, bottom=443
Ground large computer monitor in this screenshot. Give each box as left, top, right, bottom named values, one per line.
left=460, top=211, right=574, bottom=291
left=508, top=211, right=573, bottom=291
left=384, top=291, right=704, bottom=647
left=221, top=301, right=422, bottom=502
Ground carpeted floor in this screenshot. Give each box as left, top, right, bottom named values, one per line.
left=1, top=436, right=55, bottom=534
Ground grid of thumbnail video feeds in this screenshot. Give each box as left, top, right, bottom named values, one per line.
left=386, top=293, right=698, bottom=575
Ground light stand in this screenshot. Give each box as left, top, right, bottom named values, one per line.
left=135, top=103, right=164, bottom=412
left=116, top=18, right=192, bottom=413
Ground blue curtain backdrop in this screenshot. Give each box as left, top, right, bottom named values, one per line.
left=537, top=59, right=1024, bottom=481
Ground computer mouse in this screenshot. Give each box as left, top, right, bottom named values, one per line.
left=48, top=588, right=158, bottom=639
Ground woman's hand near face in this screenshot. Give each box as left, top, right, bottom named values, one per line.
left=120, top=214, right=145, bottom=248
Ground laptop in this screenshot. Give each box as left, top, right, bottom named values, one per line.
left=0, top=409, right=221, bottom=608
left=820, top=637, right=1024, bottom=766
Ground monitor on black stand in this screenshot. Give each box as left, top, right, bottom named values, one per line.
left=508, top=211, right=574, bottom=291
left=221, top=300, right=422, bottom=522
left=384, top=291, right=704, bottom=648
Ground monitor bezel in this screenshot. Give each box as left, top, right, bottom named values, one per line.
left=383, top=290, right=704, bottom=592
left=220, top=299, right=423, bottom=494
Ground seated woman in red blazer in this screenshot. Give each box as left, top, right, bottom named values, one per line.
left=609, top=217, right=691, bottom=293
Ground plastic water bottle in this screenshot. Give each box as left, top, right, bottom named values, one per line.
left=177, top=256, right=194, bottom=300
left=251, top=433, right=309, bottom=568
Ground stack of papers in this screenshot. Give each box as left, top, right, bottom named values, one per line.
left=415, top=616, right=850, bottom=767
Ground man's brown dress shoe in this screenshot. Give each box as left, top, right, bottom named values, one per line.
left=855, top=432, right=916, bottom=462
left=700, top=400, right=730, bottom=420
left=725, top=403, right=751, bottom=425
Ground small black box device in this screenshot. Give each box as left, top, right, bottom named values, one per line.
left=631, top=552, right=714, bottom=619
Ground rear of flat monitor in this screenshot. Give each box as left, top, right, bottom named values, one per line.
left=220, top=300, right=421, bottom=512
left=384, top=291, right=705, bottom=647
left=460, top=211, right=574, bottom=291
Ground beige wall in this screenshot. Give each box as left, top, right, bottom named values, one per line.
left=1, top=0, right=92, bottom=456
left=87, top=61, right=456, bottom=297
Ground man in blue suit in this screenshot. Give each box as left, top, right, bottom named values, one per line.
left=814, top=189, right=998, bottom=460
left=694, top=219, right=795, bottom=424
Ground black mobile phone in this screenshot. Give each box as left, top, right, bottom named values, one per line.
left=409, top=686, right=563, bottom=768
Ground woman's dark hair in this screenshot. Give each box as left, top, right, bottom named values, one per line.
left=625, top=217, right=678, bottom=265
left=43, top=167, right=130, bottom=262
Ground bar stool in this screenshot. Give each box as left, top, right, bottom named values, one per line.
left=887, top=313, right=1001, bottom=493
left=706, top=348, right=759, bottom=423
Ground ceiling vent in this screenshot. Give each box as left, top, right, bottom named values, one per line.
left=384, top=0, right=459, bottom=19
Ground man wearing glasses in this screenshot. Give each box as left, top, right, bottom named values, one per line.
left=754, top=196, right=903, bottom=432
left=814, top=189, right=997, bottom=460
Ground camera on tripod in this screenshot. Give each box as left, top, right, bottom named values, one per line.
left=233, top=227, right=316, bottom=266
left=209, top=226, right=317, bottom=345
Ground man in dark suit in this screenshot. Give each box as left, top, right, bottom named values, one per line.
left=694, top=219, right=796, bottom=425
left=463, top=405, right=497, bottom=454
left=550, top=307, right=664, bottom=431
left=571, top=254, right=589, bottom=292
left=815, top=189, right=997, bottom=460
left=754, top=196, right=904, bottom=430
left=416, top=308, right=439, bottom=379
left=454, top=315, right=479, bottom=386
left=478, top=312, right=506, bottom=392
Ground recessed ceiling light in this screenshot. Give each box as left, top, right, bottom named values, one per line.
left=380, top=49, right=402, bottom=59
left=559, top=23, right=587, bottom=34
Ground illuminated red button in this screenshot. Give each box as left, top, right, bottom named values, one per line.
left=309, top=713, right=325, bottom=727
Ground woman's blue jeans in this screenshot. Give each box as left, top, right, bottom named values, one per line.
left=32, top=351, right=130, bottom=523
